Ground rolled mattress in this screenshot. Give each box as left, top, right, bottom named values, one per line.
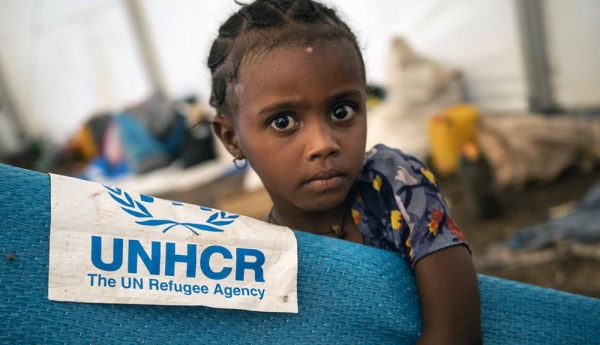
left=1, top=163, right=599, bottom=344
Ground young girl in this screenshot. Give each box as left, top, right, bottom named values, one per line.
left=208, top=1, right=482, bottom=343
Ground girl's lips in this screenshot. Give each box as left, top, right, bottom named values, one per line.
left=303, top=170, right=345, bottom=191
left=304, top=169, right=344, bottom=183
left=304, top=176, right=344, bottom=191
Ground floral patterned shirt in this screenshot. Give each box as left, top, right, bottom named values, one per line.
left=351, top=144, right=469, bottom=269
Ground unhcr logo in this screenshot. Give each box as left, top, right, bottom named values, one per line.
left=103, top=185, right=239, bottom=234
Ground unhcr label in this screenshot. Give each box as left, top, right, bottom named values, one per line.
left=48, top=174, right=298, bottom=313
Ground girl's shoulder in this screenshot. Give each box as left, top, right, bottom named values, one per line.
left=361, top=144, right=435, bottom=187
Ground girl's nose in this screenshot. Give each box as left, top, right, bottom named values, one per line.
left=305, top=121, right=340, bottom=161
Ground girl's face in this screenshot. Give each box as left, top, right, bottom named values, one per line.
left=219, top=42, right=367, bottom=215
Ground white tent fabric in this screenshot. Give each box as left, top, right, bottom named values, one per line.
left=0, top=0, right=598, bottom=147
left=0, top=0, right=151, bottom=142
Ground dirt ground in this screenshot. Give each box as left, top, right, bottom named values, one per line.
left=437, top=168, right=600, bottom=299
left=157, top=165, right=600, bottom=299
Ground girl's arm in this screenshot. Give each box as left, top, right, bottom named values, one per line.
left=359, top=145, right=481, bottom=343
left=414, top=245, right=482, bottom=345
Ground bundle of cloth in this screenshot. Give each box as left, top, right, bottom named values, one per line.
left=508, top=180, right=600, bottom=251
left=476, top=113, right=600, bottom=190
left=476, top=179, right=600, bottom=271
left=366, top=36, right=465, bottom=161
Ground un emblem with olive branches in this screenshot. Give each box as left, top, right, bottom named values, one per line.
left=103, top=185, right=239, bottom=235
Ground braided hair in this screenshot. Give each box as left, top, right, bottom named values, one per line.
left=207, top=0, right=365, bottom=117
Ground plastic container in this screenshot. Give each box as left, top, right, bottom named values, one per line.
left=427, top=104, right=480, bottom=175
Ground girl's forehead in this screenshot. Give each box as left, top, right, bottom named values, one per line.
left=239, top=41, right=364, bottom=82
left=233, top=42, right=365, bottom=117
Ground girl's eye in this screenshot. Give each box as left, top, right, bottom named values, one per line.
left=269, top=114, right=298, bottom=131
left=330, top=104, right=356, bottom=122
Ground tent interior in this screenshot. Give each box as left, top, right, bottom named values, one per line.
left=1, top=0, right=600, bottom=298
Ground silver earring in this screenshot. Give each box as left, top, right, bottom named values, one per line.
left=233, top=157, right=248, bottom=169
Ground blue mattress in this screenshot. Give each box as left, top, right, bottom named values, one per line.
left=1, top=163, right=599, bottom=344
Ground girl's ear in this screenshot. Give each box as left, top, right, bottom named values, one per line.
left=212, top=115, right=244, bottom=159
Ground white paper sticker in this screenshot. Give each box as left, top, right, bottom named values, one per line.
left=48, top=174, right=298, bottom=313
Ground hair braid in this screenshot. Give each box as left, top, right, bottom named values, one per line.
left=290, top=0, right=322, bottom=23
left=265, top=0, right=295, bottom=13
left=207, top=0, right=365, bottom=115
left=241, top=2, right=286, bottom=27
left=218, top=12, right=244, bottom=38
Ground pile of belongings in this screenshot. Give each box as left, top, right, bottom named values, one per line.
left=65, top=93, right=216, bottom=182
